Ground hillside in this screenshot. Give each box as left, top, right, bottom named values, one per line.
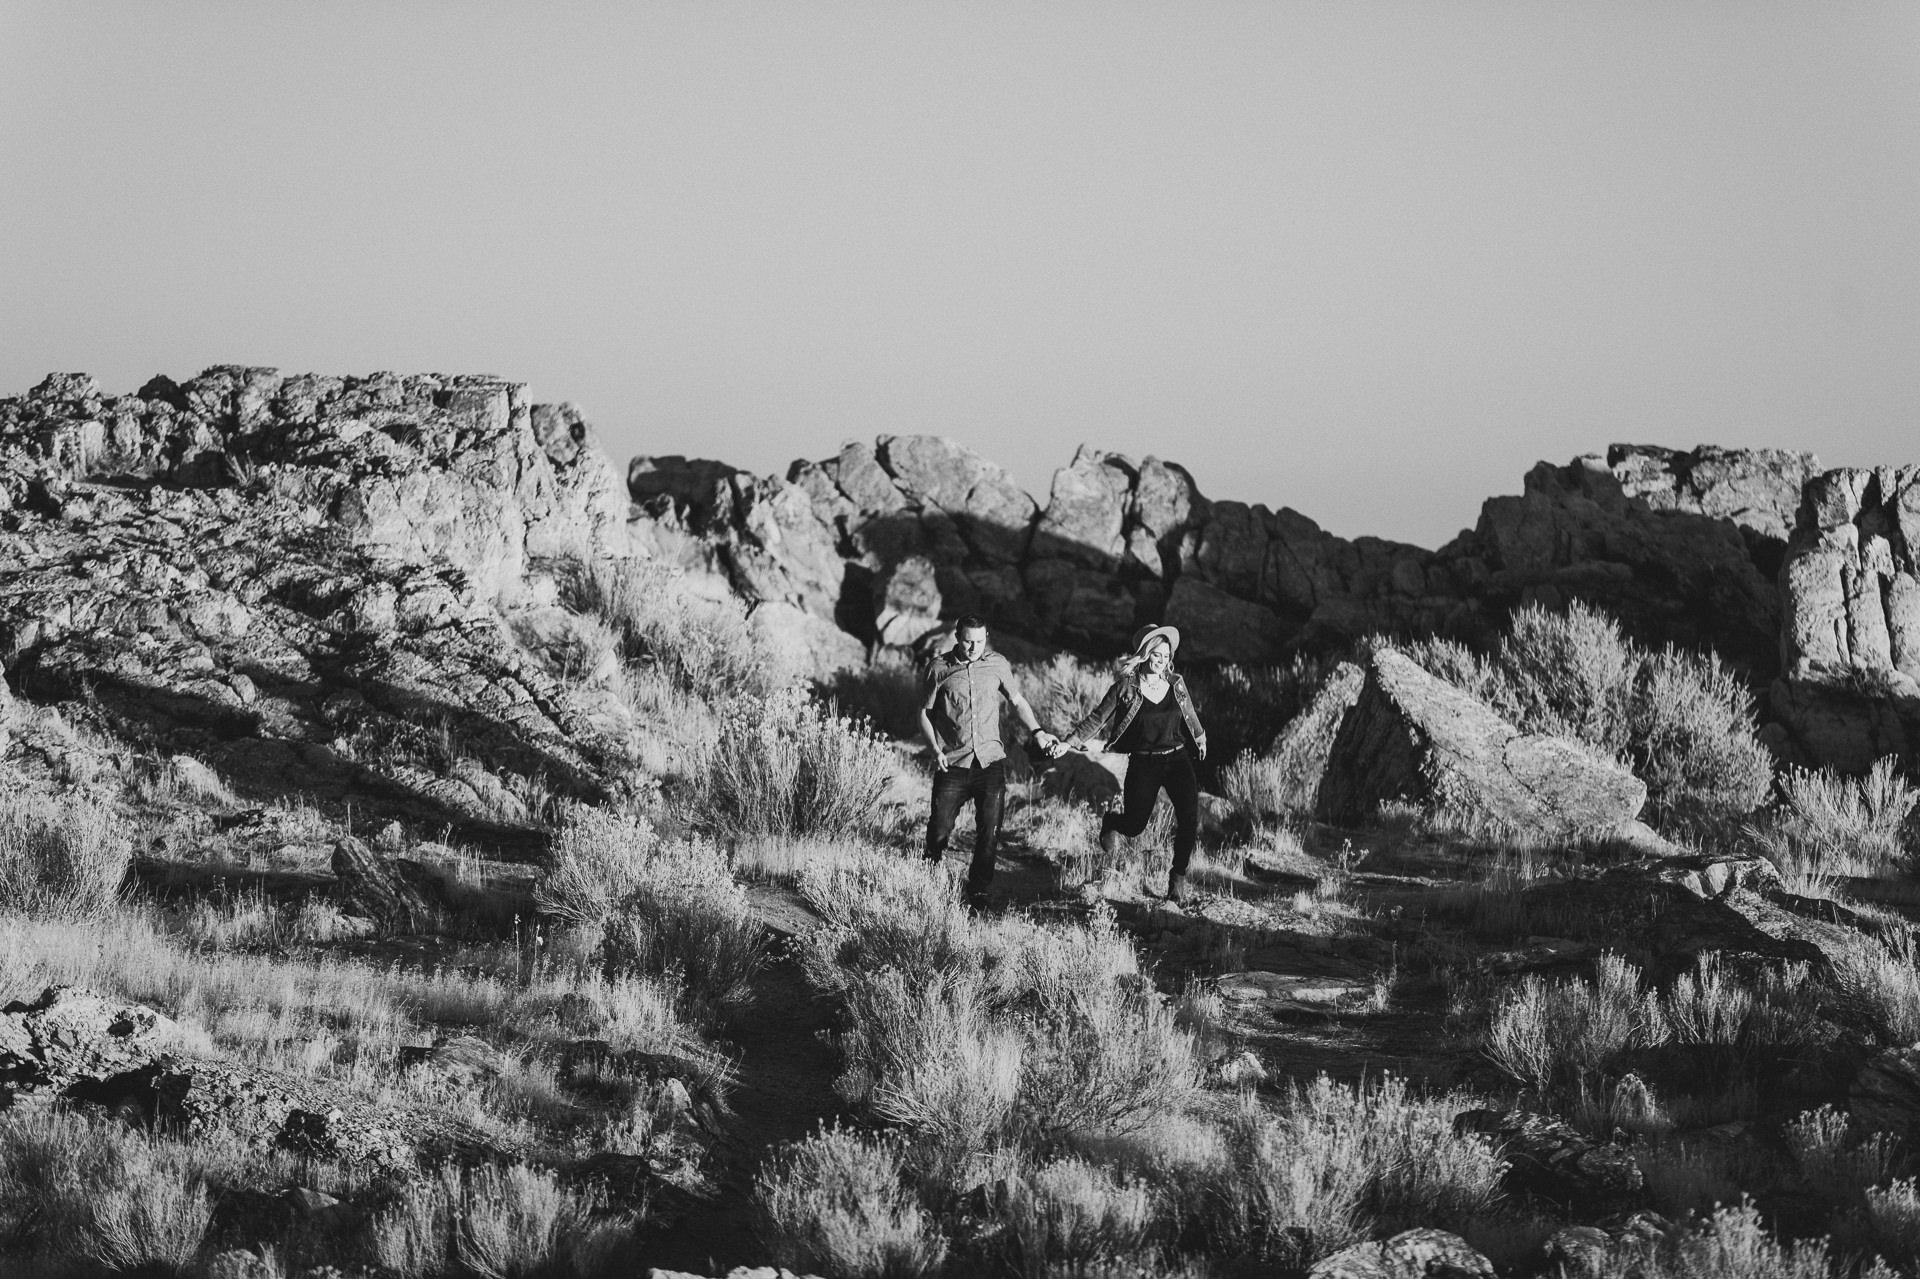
left=2, top=367, right=1920, bottom=1279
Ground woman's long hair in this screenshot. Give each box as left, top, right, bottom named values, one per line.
left=1118, top=639, right=1173, bottom=678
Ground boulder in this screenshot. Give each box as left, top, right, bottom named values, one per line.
left=1164, top=577, right=1288, bottom=664
left=1232, top=660, right=1364, bottom=820
left=1306, top=1228, right=1495, bottom=1278
left=0, top=985, right=180, bottom=1106
left=1315, top=647, right=1646, bottom=838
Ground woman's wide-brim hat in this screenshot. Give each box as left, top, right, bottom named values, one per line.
left=1129, top=624, right=1180, bottom=659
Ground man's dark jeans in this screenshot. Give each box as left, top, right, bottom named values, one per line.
left=924, top=759, right=1007, bottom=899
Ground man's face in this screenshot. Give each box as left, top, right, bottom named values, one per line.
left=957, top=626, right=989, bottom=661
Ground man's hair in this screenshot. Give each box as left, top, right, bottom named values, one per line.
left=954, top=614, right=988, bottom=636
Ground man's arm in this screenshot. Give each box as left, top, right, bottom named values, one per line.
left=1002, top=669, right=1056, bottom=751
left=919, top=675, right=949, bottom=770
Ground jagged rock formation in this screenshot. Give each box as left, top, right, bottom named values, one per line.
left=9, top=367, right=1912, bottom=773
left=1775, top=466, right=1920, bottom=771
left=1315, top=648, right=1647, bottom=837
left=0, top=369, right=638, bottom=842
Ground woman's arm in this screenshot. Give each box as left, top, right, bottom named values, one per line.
left=1060, top=679, right=1125, bottom=750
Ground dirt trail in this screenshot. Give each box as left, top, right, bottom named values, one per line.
left=637, top=892, right=848, bottom=1274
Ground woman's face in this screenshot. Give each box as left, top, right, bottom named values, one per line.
left=1143, top=639, right=1172, bottom=675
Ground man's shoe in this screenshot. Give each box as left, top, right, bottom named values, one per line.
left=961, top=888, right=990, bottom=915
left=1165, top=873, right=1188, bottom=903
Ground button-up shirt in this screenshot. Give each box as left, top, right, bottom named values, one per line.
left=923, top=647, right=1019, bottom=767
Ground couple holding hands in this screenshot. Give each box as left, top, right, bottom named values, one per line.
left=917, top=616, right=1206, bottom=908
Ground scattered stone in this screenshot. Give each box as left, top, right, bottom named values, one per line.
left=1306, top=1227, right=1496, bottom=1278
left=1316, top=647, right=1646, bottom=838
left=1209, top=1050, right=1268, bottom=1089
left=1454, top=1108, right=1643, bottom=1203
left=1215, top=971, right=1374, bottom=1011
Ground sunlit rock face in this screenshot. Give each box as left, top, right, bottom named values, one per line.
left=633, top=435, right=1871, bottom=758
left=1774, top=465, right=1920, bottom=772
left=0, top=368, right=638, bottom=836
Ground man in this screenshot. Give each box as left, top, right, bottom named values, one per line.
left=918, top=615, right=1055, bottom=907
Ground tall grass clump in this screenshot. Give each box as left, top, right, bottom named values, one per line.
left=576, top=558, right=775, bottom=698
left=1750, top=756, right=1920, bottom=884
left=1004, top=1157, right=1159, bottom=1279
left=755, top=1126, right=949, bottom=1279
left=1483, top=952, right=1829, bottom=1097
left=823, top=648, right=928, bottom=741
left=797, top=855, right=1199, bottom=1159
left=0, top=1109, right=213, bottom=1273
left=369, top=1162, right=608, bottom=1279
left=534, top=805, right=766, bottom=1016
left=1485, top=953, right=1661, bottom=1092
left=1404, top=601, right=1773, bottom=834
left=0, top=790, right=131, bottom=919
left=699, top=690, right=894, bottom=840
left=1211, top=1075, right=1505, bottom=1266
left=598, top=836, right=766, bottom=1014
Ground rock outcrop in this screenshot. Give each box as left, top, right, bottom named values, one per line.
left=1775, top=466, right=1920, bottom=771
left=1315, top=648, right=1646, bottom=837
left=0, top=369, right=641, bottom=842
left=630, top=440, right=1817, bottom=679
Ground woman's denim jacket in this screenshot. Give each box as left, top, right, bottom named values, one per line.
left=1065, top=671, right=1207, bottom=756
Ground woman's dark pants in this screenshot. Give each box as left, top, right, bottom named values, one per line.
left=925, top=759, right=1007, bottom=900
left=1102, top=751, right=1200, bottom=876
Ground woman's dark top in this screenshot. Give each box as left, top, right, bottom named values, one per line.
left=1111, top=689, right=1185, bottom=753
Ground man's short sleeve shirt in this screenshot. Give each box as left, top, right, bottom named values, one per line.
left=924, top=649, right=1017, bottom=767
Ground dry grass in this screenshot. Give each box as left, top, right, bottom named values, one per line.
left=1750, top=756, right=1920, bottom=888
left=0, top=787, right=131, bottom=920
left=0, top=1108, right=214, bottom=1273
left=1209, top=1075, right=1506, bottom=1266
left=797, top=854, right=1200, bottom=1156
left=755, top=1125, right=949, bottom=1279
left=698, top=690, right=895, bottom=841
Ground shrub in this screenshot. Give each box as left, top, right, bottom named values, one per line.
left=598, top=839, right=767, bottom=1014
left=1783, top=1105, right=1898, bottom=1203
left=1630, top=647, right=1773, bottom=832
left=370, top=1162, right=602, bottom=1279
left=1485, top=953, right=1661, bottom=1092
left=1407, top=602, right=1774, bottom=835
left=1828, top=931, right=1920, bottom=1046
left=755, top=1126, right=949, bottom=1279
left=0, top=1109, right=212, bottom=1272
left=822, top=649, right=928, bottom=741
left=1494, top=600, right=1639, bottom=747
left=699, top=690, right=894, bottom=841
left=799, top=856, right=1199, bottom=1149
left=534, top=806, right=662, bottom=927
left=1213, top=1075, right=1505, bottom=1265
left=0, top=790, right=131, bottom=920
left=1752, top=756, right=1920, bottom=883
left=1004, top=1157, right=1158, bottom=1279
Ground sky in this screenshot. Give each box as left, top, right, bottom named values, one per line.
left=4, top=2, right=1918, bottom=549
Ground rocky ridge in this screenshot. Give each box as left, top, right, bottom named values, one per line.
left=0, top=369, right=639, bottom=842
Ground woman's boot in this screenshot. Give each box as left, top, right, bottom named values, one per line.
left=1165, top=871, right=1188, bottom=903
left=1098, top=825, right=1123, bottom=860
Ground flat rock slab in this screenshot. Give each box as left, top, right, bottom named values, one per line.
left=1317, top=647, right=1646, bottom=838
left=1215, top=971, right=1374, bottom=1009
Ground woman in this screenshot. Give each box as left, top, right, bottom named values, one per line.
left=1050, top=624, right=1207, bottom=902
